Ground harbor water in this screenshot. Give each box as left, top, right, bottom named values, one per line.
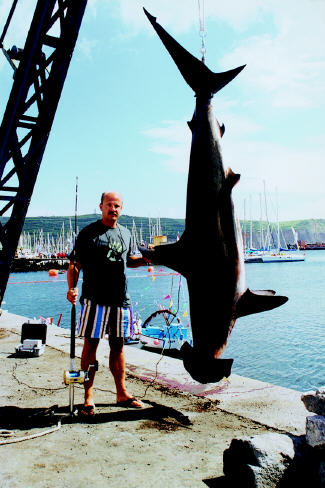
left=3, top=251, right=324, bottom=393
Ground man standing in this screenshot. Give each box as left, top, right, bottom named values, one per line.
left=67, top=191, right=148, bottom=415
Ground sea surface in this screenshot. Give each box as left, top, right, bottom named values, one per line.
left=3, top=251, right=324, bottom=393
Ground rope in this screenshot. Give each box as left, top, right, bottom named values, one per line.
left=0, top=421, right=61, bottom=445
left=197, top=0, right=207, bottom=63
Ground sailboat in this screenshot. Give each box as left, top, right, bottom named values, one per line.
left=261, top=227, right=305, bottom=262
left=260, top=189, right=305, bottom=262
left=244, top=186, right=305, bottom=263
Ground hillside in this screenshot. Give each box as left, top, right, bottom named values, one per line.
left=0, top=214, right=184, bottom=244
left=1, top=215, right=325, bottom=246
left=242, top=218, right=325, bottom=247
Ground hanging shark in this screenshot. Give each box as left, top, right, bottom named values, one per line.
left=141, top=8, right=288, bottom=384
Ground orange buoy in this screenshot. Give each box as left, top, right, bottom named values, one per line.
left=147, top=266, right=154, bottom=273
left=48, top=269, right=59, bottom=277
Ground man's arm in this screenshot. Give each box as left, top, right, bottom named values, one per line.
left=66, top=260, right=82, bottom=305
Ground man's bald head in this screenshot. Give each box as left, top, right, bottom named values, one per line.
left=100, top=191, right=123, bottom=206
left=99, top=192, right=123, bottom=227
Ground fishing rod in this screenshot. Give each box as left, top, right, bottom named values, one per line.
left=63, top=177, right=87, bottom=416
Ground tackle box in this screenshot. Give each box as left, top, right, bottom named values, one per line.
left=15, top=322, right=47, bottom=357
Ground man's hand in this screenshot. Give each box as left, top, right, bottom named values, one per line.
left=67, top=287, right=79, bottom=305
left=127, top=255, right=151, bottom=268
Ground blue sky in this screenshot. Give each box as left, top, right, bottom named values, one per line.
left=0, top=0, right=324, bottom=222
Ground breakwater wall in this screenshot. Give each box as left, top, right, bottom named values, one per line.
left=11, top=258, right=69, bottom=272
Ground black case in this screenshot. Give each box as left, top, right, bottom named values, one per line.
left=21, top=323, right=47, bottom=344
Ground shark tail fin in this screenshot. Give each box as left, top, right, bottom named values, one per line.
left=143, top=8, right=245, bottom=96
left=235, top=288, right=288, bottom=319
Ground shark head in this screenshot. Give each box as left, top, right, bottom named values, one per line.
left=181, top=342, right=233, bottom=384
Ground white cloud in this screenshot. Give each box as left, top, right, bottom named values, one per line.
left=78, top=37, right=98, bottom=59
left=143, top=108, right=325, bottom=219
left=111, top=0, right=325, bottom=108
left=0, top=0, right=34, bottom=47
left=222, top=136, right=325, bottom=201
left=220, top=0, right=325, bottom=108
left=0, top=0, right=34, bottom=72
left=143, top=119, right=191, bottom=173
left=109, top=0, right=266, bottom=33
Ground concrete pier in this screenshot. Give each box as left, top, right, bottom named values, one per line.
left=1, top=311, right=308, bottom=435
left=0, top=311, right=311, bottom=487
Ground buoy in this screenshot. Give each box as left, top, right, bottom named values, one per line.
left=48, top=269, right=59, bottom=277
left=147, top=266, right=154, bottom=273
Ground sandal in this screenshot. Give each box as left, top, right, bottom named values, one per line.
left=116, top=397, right=144, bottom=409
left=79, top=405, right=96, bottom=416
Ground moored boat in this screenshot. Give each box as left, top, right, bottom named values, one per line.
left=260, top=251, right=305, bottom=263
left=139, top=308, right=192, bottom=350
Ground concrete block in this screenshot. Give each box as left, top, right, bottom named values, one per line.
left=302, top=387, right=325, bottom=416
left=306, top=415, right=325, bottom=448
left=223, top=432, right=296, bottom=487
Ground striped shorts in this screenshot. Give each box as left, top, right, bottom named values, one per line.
left=77, top=299, right=133, bottom=339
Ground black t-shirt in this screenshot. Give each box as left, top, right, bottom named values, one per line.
left=71, top=220, right=132, bottom=307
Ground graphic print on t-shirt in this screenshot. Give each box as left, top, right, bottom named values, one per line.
left=106, top=240, right=123, bottom=262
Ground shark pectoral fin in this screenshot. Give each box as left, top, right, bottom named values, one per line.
left=180, top=342, right=233, bottom=384
left=138, top=241, right=185, bottom=274
left=235, top=288, right=288, bottom=319
left=251, top=289, right=276, bottom=296
left=138, top=245, right=156, bottom=261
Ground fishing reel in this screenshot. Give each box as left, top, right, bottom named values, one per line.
left=63, top=369, right=87, bottom=385
left=63, top=361, right=98, bottom=385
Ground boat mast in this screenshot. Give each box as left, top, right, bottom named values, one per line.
left=259, top=193, right=263, bottom=249
left=276, top=188, right=280, bottom=252
left=249, top=195, right=253, bottom=249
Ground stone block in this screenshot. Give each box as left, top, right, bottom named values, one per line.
left=223, top=432, right=296, bottom=487
left=306, top=415, right=325, bottom=448
left=302, top=387, right=325, bottom=416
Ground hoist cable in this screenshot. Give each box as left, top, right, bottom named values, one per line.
left=0, top=0, right=19, bottom=47
left=197, top=0, right=207, bottom=63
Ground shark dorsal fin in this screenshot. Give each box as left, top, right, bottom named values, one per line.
left=216, top=119, right=225, bottom=137
left=225, top=168, right=240, bottom=189
left=235, top=288, right=288, bottom=319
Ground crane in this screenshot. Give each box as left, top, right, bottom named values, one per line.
left=0, top=0, right=88, bottom=305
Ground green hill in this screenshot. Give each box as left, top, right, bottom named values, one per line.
left=0, top=214, right=184, bottom=243
left=1, top=215, right=325, bottom=246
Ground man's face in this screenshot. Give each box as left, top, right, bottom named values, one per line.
left=100, top=193, right=123, bottom=226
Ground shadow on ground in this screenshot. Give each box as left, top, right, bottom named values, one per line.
left=202, top=477, right=230, bottom=487
left=0, top=400, right=192, bottom=430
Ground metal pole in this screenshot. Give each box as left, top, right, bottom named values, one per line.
left=69, top=177, right=78, bottom=415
